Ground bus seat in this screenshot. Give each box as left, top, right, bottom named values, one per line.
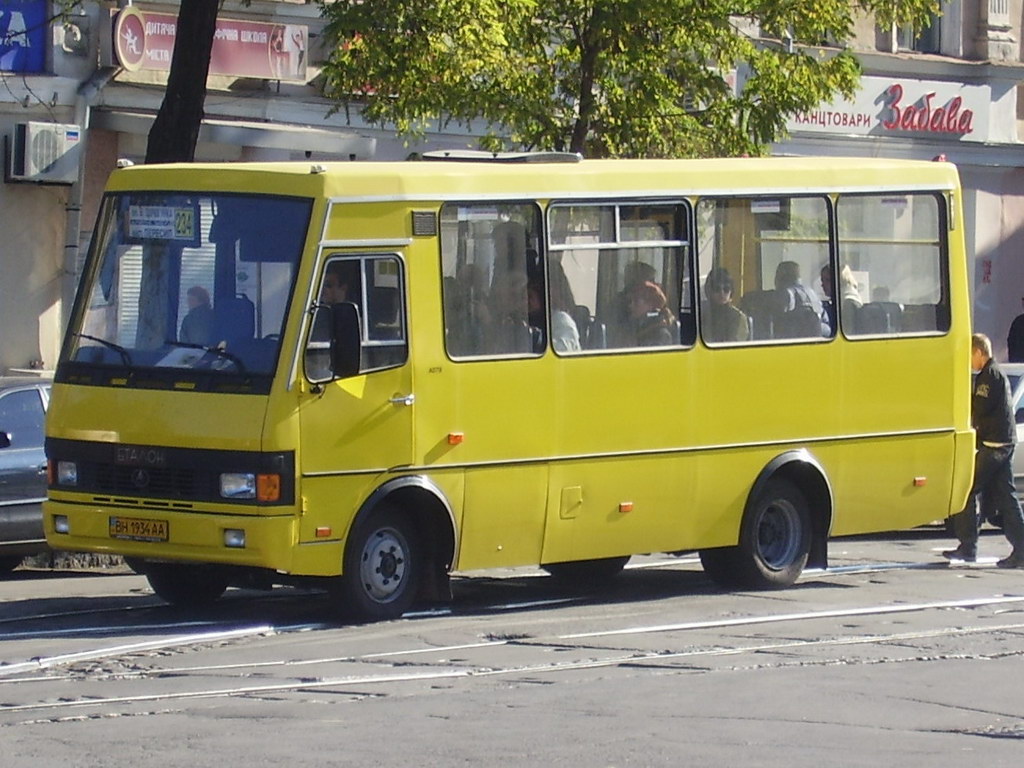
left=739, top=290, right=777, bottom=340
left=530, top=325, right=545, bottom=353
left=859, top=301, right=903, bottom=334
left=901, top=304, right=937, bottom=332
left=571, top=305, right=592, bottom=348
left=493, top=220, right=529, bottom=278
left=367, top=286, right=402, bottom=339
left=776, top=306, right=823, bottom=339
left=214, top=294, right=255, bottom=347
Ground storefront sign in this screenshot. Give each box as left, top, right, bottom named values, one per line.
left=787, top=75, right=990, bottom=142
left=0, top=0, right=46, bottom=73
left=109, top=6, right=308, bottom=82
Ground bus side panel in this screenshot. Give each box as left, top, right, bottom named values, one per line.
left=456, top=465, right=548, bottom=571
left=541, top=454, right=705, bottom=563
left=824, top=434, right=955, bottom=536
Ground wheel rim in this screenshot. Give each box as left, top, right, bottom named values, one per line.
left=754, top=498, right=803, bottom=570
left=359, top=526, right=409, bottom=603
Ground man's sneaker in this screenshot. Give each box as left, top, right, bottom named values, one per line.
left=942, top=547, right=977, bottom=562
left=996, top=554, right=1024, bottom=569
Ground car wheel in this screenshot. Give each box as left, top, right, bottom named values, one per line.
left=700, top=478, right=811, bottom=589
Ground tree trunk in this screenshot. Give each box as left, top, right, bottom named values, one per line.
left=145, top=0, right=220, bottom=164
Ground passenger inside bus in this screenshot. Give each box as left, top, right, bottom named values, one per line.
left=320, top=260, right=361, bottom=306
left=773, top=260, right=828, bottom=338
left=444, top=263, right=488, bottom=356
left=702, top=268, right=749, bottom=343
left=487, top=271, right=535, bottom=354
left=608, top=261, right=658, bottom=347
left=547, top=262, right=581, bottom=353
left=179, top=285, right=214, bottom=346
left=837, top=264, right=865, bottom=333
left=629, top=280, right=678, bottom=346
left=820, top=264, right=837, bottom=333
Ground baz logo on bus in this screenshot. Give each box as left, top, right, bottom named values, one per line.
left=115, top=445, right=167, bottom=466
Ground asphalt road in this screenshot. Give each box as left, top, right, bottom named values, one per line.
left=1, top=528, right=1023, bottom=767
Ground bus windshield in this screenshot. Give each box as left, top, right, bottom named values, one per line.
left=61, top=192, right=312, bottom=393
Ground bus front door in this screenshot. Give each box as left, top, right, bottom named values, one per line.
left=296, top=253, right=414, bottom=557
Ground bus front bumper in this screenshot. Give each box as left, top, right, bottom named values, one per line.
left=43, top=498, right=300, bottom=573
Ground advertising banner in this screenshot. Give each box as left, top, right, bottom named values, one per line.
left=787, top=75, right=991, bottom=143
left=0, top=0, right=47, bottom=73
left=111, top=6, right=308, bottom=82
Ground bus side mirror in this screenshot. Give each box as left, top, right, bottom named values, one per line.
left=330, top=301, right=362, bottom=379
left=0, top=432, right=10, bottom=449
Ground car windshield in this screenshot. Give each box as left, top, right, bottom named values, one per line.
left=61, top=192, right=312, bottom=393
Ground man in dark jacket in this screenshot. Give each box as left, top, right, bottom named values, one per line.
left=944, top=333, right=1024, bottom=567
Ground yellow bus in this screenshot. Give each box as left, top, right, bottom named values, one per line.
left=44, top=154, right=974, bottom=620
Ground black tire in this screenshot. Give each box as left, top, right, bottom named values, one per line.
left=699, top=478, right=811, bottom=589
left=542, top=556, right=630, bottom=585
left=123, top=556, right=149, bottom=575
left=332, top=508, right=420, bottom=622
left=0, top=555, right=23, bottom=575
left=145, top=562, right=229, bottom=608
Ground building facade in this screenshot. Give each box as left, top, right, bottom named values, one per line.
left=776, top=0, right=1024, bottom=359
left=1, top=0, right=1023, bottom=372
left=0, top=0, right=477, bottom=374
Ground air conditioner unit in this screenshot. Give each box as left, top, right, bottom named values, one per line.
left=5, top=122, right=82, bottom=185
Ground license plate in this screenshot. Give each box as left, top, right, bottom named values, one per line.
left=109, top=516, right=169, bottom=542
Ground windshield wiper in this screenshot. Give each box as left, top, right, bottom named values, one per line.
left=74, top=333, right=134, bottom=368
left=163, top=341, right=248, bottom=374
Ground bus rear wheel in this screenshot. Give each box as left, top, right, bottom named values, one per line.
left=333, top=508, right=420, bottom=622
left=145, top=562, right=229, bottom=607
left=699, top=478, right=811, bottom=589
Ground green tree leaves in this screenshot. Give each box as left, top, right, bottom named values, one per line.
left=318, top=0, right=938, bottom=157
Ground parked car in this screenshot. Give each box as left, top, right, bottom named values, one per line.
left=0, top=377, right=51, bottom=574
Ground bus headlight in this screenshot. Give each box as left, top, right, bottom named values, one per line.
left=220, top=473, right=256, bottom=499
left=53, top=515, right=70, bottom=534
left=57, top=461, right=78, bottom=486
left=223, top=528, right=246, bottom=548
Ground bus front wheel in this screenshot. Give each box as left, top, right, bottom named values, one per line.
left=145, top=562, right=229, bottom=607
left=333, top=508, right=420, bottom=622
left=699, top=478, right=811, bottom=589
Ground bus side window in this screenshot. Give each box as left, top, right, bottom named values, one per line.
left=837, top=193, right=948, bottom=338
left=441, top=203, right=544, bottom=359
left=304, top=255, right=408, bottom=381
left=697, top=196, right=830, bottom=345
left=360, top=256, right=408, bottom=371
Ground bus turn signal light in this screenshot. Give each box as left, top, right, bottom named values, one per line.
left=913, top=477, right=927, bottom=487
left=448, top=432, right=464, bottom=445
left=257, top=473, right=281, bottom=502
